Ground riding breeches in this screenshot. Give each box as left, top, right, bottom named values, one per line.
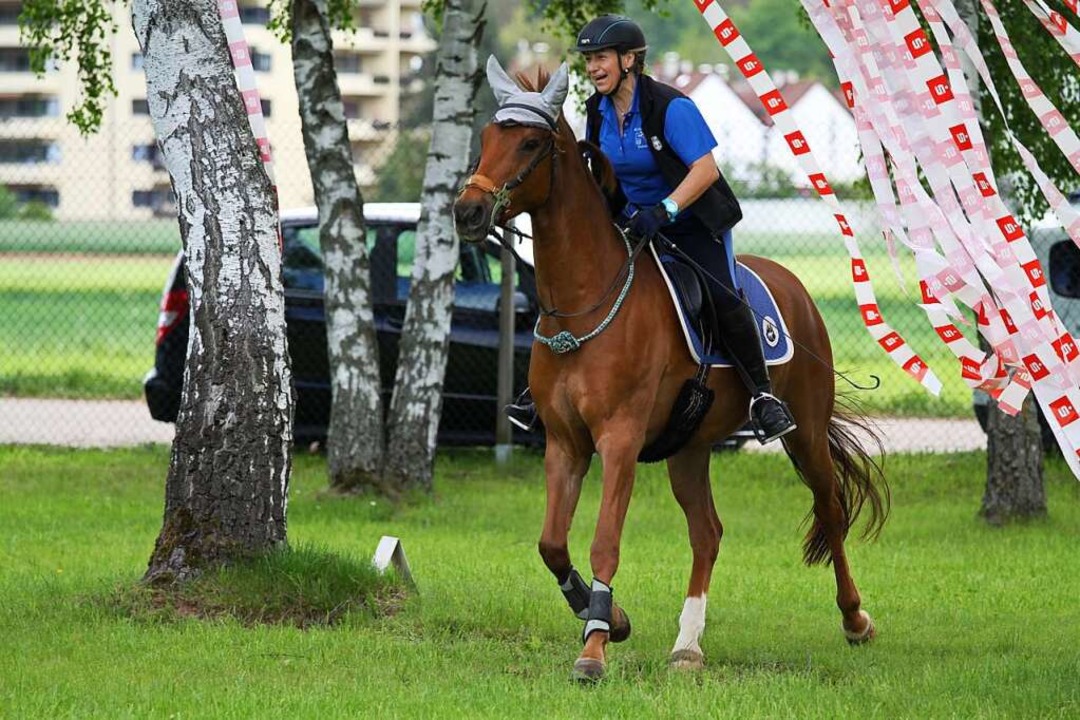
left=661, top=215, right=741, bottom=312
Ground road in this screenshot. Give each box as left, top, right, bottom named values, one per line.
left=0, top=398, right=988, bottom=453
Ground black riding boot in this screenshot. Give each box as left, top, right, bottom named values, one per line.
left=716, top=301, right=797, bottom=444
left=504, top=387, right=539, bottom=431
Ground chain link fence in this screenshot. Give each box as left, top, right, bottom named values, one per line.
left=0, top=113, right=992, bottom=451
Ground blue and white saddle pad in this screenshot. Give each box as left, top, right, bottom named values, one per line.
left=648, top=244, right=794, bottom=368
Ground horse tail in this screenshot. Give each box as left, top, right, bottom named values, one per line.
left=797, top=396, right=890, bottom=566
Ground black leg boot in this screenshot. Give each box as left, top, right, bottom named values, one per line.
left=716, top=301, right=797, bottom=444
left=504, top=387, right=539, bottom=431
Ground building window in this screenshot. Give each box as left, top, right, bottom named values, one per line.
left=132, top=99, right=149, bottom=115
left=132, top=188, right=174, bottom=209
left=239, top=5, right=270, bottom=25
left=0, top=48, right=32, bottom=73
left=132, top=143, right=156, bottom=161
left=342, top=99, right=361, bottom=119
left=334, top=53, right=362, bottom=74
left=0, top=96, right=60, bottom=118
left=131, top=143, right=166, bottom=169
left=251, top=50, right=271, bottom=72
left=0, top=140, right=60, bottom=164
left=131, top=52, right=144, bottom=70
left=0, top=4, right=22, bottom=25
left=9, top=185, right=60, bottom=207
left=260, top=99, right=271, bottom=118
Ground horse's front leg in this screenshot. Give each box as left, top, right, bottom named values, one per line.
left=538, top=440, right=591, bottom=615
left=573, top=430, right=642, bottom=682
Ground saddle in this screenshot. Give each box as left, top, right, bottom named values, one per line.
left=636, top=242, right=793, bottom=463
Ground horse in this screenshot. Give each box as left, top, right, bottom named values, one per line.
left=453, top=57, right=889, bottom=682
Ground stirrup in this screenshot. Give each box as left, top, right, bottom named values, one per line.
left=748, top=392, right=796, bottom=444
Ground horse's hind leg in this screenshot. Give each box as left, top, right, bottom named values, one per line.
left=785, top=429, right=875, bottom=644
left=666, top=443, right=722, bottom=670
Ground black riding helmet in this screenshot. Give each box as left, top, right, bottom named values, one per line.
left=574, top=15, right=647, bottom=54
left=575, top=15, right=647, bottom=97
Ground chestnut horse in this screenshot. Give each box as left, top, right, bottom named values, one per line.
left=454, top=58, right=888, bottom=682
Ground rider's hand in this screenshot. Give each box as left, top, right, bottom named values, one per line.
left=626, top=204, right=668, bottom=241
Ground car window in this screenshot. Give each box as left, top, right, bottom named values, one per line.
left=1050, top=241, right=1080, bottom=299
left=283, top=221, right=534, bottom=313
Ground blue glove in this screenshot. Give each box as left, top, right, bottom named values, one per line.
left=626, top=204, right=668, bottom=241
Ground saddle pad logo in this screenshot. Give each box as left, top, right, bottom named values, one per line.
left=762, top=317, right=780, bottom=347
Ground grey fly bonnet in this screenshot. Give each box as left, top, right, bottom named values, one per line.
left=487, top=55, right=570, bottom=131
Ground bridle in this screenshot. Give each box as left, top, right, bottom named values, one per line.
left=459, top=117, right=559, bottom=237
left=457, top=112, right=644, bottom=355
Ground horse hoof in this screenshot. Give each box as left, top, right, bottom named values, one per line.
left=571, top=657, right=606, bottom=683
left=669, top=649, right=705, bottom=671
left=844, top=610, right=876, bottom=645
left=609, top=605, right=632, bottom=643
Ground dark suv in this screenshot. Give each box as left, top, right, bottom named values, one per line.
left=144, top=204, right=541, bottom=445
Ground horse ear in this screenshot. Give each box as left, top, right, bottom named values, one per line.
left=541, top=63, right=570, bottom=116
left=486, top=55, right=520, bottom=107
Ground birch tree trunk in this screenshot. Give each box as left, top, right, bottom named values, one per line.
left=134, top=0, right=292, bottom=583
left=956, top=0, right=1046, bottom=522
left=291, top=0, right=386, bottom=493
left=982, top=395, right=1046, bottom=524
left=383, top=0, right=484, bottom=491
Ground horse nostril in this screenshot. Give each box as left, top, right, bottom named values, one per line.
left=454, top=202, right=485, bottom=231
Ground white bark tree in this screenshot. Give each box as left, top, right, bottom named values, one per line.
left=291, top=0, right=385, bottom=492
left=133, top=0, right=293, bottom=582
left=383, top=0, right=485, bottom=491
left=280, top=0, right=483, bottom=494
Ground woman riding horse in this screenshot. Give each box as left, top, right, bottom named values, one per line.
left=453, top=39, right=887, bottom=682
left=506, top=15, right=796, bottom=445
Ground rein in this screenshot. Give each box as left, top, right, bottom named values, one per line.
left=532, top=227, right=641, bottom=355
left=463, top=122, right=645, bottom=356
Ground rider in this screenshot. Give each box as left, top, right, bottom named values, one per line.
left=506, top=14, right=796, bottom=444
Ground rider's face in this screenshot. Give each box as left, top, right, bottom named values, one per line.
left=584, top=49, right=630, bottom=95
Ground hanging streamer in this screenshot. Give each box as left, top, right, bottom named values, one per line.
left=789, top=0, right=1080, bottom=473
left=689, top=0, right=1080, bottom=469
left=1022, top=0, right=1080, bottom=68
left=217, top=0, right=281, bottom=239
left=690, top=0, right=944, bottom=394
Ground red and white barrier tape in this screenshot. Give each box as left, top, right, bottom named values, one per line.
left=691, top=0, right=943, bottom=394
left=1022, top=0, right=1080, bottom=68
left=793, top=0, right=1080, bottom=472
left=217, top=0, right=280, bottom=217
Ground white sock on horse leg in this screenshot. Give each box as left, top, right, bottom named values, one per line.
left=671, top=594, right=707, bottom=654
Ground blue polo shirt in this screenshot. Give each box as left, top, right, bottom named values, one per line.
left=598, top=80, right=718, bottom=214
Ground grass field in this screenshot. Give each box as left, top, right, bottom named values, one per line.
left=0, top=255, right=173, bottom=399
left=0, top=235, right=978, bottom=415
left=0, top=219, right=181, bottom=255
left=2, top=446, right=1079, bottom=717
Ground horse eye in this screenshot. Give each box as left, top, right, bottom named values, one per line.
left=522, top=138, right=541, bottom=152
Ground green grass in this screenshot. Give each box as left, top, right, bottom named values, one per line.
left=0, top=256, right=173, bottom=399
left=0, top=219, right=181, bottom=255
left=2, top=446, right=1080, bottom=717
left=0, top=244, right=978, bottom=416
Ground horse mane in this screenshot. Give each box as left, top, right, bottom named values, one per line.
left=514, top=67, right=620, bottom=204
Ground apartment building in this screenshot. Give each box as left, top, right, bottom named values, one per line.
left=0, top=0, right=435, bottom=221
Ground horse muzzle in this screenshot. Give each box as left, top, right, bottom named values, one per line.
left=453, top=195, right=495, bottom=244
